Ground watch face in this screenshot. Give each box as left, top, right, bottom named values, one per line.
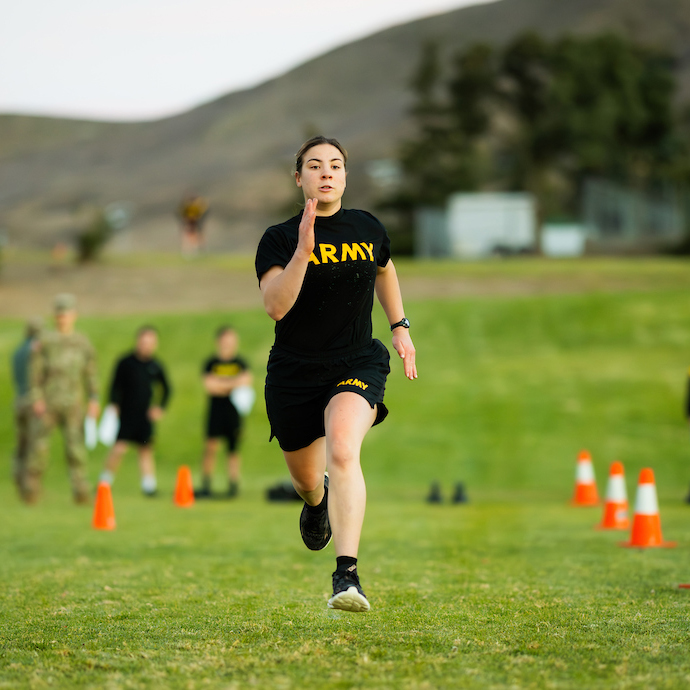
left=402, top=318, right=410, bottom=328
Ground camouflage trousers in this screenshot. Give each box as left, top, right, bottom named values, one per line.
left=12, top=400, right=32, bottom=491
left=20, top=404, right=90, bottom=504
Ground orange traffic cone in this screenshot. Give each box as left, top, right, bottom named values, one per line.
left=173, top=465, right=195, bottom=507
left=621, top=468, right=676, bottom=548
left=597, top=461, right=629, bottom=530
left=92, top=481, right=116, bottom=530
left=572, top=450, right=599, bottom=506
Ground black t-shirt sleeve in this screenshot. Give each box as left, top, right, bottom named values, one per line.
left=378, top=228, right=391, bottom=267
left=235, top=355, right=249, bottom=372
left=202, top=356, right=215, bottom=375
left=372, top=214, right=390, bottom=267
left=358, top=210, right=390, bottom=267
left=255, top=225, right=297, bottom=283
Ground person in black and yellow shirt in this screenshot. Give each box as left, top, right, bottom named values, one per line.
left=99, top=326, right=171, bottom=496
left=255, top=136, right=417, bottom=613
left=178, top=194, right=209, bottom=256
left=195, top=326, right=252, bottom=498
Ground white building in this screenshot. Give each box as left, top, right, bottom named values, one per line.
left=416, top=192, right=536, bottom=258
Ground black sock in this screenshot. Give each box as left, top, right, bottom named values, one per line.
left=202, top=475, right=211, bottom=492
left=305, top=484, right=328, bottom=514
left=336, top=556, right=358, bottom=572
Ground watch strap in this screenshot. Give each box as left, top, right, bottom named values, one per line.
left=390, top=318, right=410, bottom=331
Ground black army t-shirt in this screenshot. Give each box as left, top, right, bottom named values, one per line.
left=203, top=355, right=249, bottom=417
left=255, top=208, right=391, bottom=354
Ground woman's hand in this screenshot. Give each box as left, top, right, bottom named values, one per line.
left=392, top=329, right=417, bottom=380
left=259, top=200, right=316, bottom=321
left=296, top=198, right=317, bottom=259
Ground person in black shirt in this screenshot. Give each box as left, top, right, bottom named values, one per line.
left=255, top=136, right=417, bottom=612
left=195, top=325, right=252, bottom=499
left=99, top=326, right=171, bottom=496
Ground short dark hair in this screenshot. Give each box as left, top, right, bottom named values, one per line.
left=295, top=136, right=348, bottom=174
left=216, top=325, right=235, bottom=339
left=137, top=325, right=158, bottom=337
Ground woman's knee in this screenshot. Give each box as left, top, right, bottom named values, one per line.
left=291, top=470, right=324, bottom=494
left=283, top=438, right=326, bottom=492
left=327, top=435, right=360, bottom=471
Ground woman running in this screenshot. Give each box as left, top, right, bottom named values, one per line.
left=255, top=136, right=417, bottom=612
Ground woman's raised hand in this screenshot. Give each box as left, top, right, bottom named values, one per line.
left=297, top=198, right=318, bottom=258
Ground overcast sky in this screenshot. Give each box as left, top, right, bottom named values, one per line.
left=3, top=0, right=494, bottom=121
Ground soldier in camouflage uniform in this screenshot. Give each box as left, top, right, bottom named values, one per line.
left=11, top=317, right=43, bottom=492
left=22, top=294, right=100, bottom=504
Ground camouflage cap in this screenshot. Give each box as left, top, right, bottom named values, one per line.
left=54, top=293, right=77, bottom=313
left=26, top=316, right=43, bottom=337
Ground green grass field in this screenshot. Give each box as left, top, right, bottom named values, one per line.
left=2, top=258, right=690, bottom=689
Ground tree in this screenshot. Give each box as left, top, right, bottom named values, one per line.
left=390, top=31, right=687, bottom=225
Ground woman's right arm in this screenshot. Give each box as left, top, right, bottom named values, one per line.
left=259, top=198, right=317, bottom=321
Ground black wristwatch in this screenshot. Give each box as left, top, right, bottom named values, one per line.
left=390, top=317, right=410, bottom=331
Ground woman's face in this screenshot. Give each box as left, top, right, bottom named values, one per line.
left=295, top=144, right=346, bottom=207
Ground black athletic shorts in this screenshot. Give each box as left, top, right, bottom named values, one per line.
left=117, top=412, right=153, bottom=446
left=264, top=339, right=391, bottom=452
left=206, top=403, right=242, bottom=452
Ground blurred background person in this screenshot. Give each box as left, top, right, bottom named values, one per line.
left=99, top=325, right=171, bottom=496
left=10, top=317, right=43, bottom=493
left=22, top=294, right=99, bottom=504
left=195, top=325, right=252, bottom=499
left=178, top=193, right=209, bottom=257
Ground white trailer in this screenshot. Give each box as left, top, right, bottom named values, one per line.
left=446, top=193, right=536, bottom=258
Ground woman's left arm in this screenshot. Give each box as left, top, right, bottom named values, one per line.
left=375, top=260, right=417, bottom=380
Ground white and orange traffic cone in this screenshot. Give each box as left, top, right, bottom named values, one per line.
left=572, top=450, right=599, bottom=506
left=621, top=468, right=676, bottom=548
left=597, top=461, right=629, bottom=530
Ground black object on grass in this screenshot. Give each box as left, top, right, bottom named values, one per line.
left=266, top=480, right=301, bottom=502
left=427, top=481, right=443, bottom=504
left=452, top=482, right=469, bottom=504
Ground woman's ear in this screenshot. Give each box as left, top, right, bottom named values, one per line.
left=295, top=171, right=302, bottom=188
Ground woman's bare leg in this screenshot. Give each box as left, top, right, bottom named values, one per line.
left=324, top=392, right=376, bottom=558
left=283, top=437, right=327, bottom=506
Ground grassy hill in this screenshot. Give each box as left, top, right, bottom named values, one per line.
left=2, top=0, right=690, bottom=252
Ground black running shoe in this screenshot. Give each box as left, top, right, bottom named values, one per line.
left=193, top=486, right=212, bottom=499
left=299, top=475, right=331, bottom=551
left=328, top=566, right=370, bottom=612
